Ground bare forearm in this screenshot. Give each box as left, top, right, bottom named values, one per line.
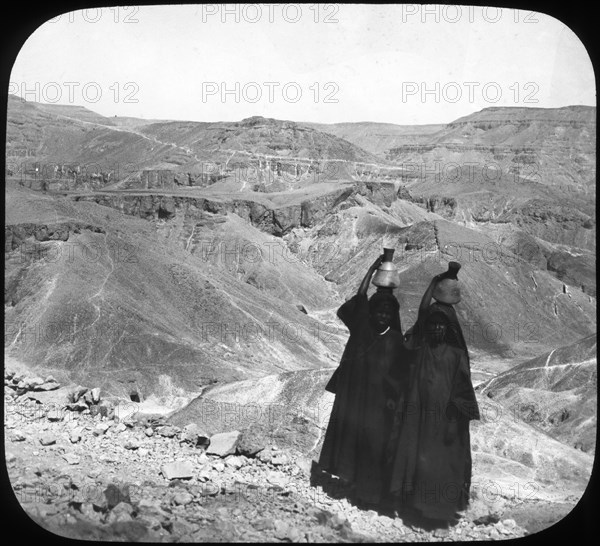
left=358, top=265, right=377, bottom=295
left=357, top=254, right=384, bottom=296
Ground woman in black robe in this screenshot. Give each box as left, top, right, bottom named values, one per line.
left=318, top=255, right=411, bottom=508
left=389, top=274, right=480, bottom=524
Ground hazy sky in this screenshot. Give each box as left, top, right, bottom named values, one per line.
left=9, top=4, right=596, bottom=124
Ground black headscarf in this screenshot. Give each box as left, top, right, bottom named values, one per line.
left=419, top=302, right=467, bottom=351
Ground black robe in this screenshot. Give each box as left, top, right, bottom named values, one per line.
left=389, top=305, right=480, bottom=520
left=319, top=293, right=410, bottom=505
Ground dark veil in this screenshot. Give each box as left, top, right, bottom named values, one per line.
left=405, top=301, right=468, bottom=357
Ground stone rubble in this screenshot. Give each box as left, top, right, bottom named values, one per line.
left=4, top=368, right=532, bottom=542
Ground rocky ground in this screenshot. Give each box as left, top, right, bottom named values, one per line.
left=4, top=367, right=564, bottom=543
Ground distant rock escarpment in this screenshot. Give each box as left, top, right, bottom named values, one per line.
left=71, top=184, right=356, bottom=236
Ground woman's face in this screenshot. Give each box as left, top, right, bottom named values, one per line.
left=371, top=302, right=394, bottom=331
left=425, top=318, right=447, bottom=344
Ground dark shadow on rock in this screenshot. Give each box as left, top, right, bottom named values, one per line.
left=309, top=461, right=355, bottom=500
left=394, top=502, right=461, bottom=531
left=309, top=461, right=460, bottom=529
left=309, top=461, right=397, bottom=519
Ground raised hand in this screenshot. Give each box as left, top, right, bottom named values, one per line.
left=371, top=254, right=385, bottom=271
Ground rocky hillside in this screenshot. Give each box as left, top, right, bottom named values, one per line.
left=7, top=96, right=386, bottom=192
left=5, top=97, right=596, bottom=541
left=301, top=121, right=445, bottom=157
left=5, top=175, right=596, bottom=397
left=167, top=364, right=593, bottom=533
left=6, top=364, right=588, bottom=540
left=477, top=334, right=597, bottom=453
left=5, top=181, right=348, bottom=399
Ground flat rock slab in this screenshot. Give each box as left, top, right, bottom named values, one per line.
left=39, top=433, right=57, bottom=446
left=25, top=387, right=73, bottom=406
left=161, top=460, right=194, bottom=480
left=206, top=431, right=241, bottom=457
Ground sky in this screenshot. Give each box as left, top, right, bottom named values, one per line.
left=8, top=4, right=596, bottom=125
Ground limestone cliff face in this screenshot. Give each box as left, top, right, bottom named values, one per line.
left=72, top=186, right=355, bottom=236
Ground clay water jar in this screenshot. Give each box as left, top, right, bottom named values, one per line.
left=433, top=261, right=462, bottom=304
left=372, top=248, right=400, bottom=289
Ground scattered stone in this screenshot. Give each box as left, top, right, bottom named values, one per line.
left=83, top=390, right=95, bottom=406
left=69, top=386, right=88, bottom=403
left=25, top=387, right=72, bottom=406
left=114, top=423, right=127, bottom=433
left=62, top=453, right=81, bottom=465
left=172, top=491, right=194, bottom=506
left=69, top=429, right=82, bottom=443
left=113, top=402, right=139, bottom=423
left=66, top=400, right=88, bottom=412
left=254, top=517, right=275, bottom=531
left=98, top=404, right=113, bottom=419
left=257, top=449, right=273, bottom=464
left=237, top=427, right=268, bottom=457
left=36, top=380, right=60, bottom=391
left=39, top=433, right=56, bottom=446
left=93, top=422, right=111, bottom=436
left=124, top=440, right=140, bottom=450
left=473, top=513, right=501, bottom=526
left=161, top=461, right=194, bottom=480
left=199, top=481, right=220, bottom=497
left=273, top=519, right=292, bottom=540
left=144, top=428, right=154, bottom=437
left=270, top=452, right=290, bottom=466
left=156, top=425, right=178, bottom=438
left=225, top=455, right=245, bottom=469
left=294, top=457, right=312, bottom=476
left=11, top=430, right=26, bottom=442
left=489, top=528, right=501, bottom=540
left=180, top=423, right=199, bottom=444
left=170, top=518, right=197, bottom=537
left=27, top=376, right=45, bottom=389
left=106, top=501, right=134, bottom=524
left=433, top=527, right=449, bottom=538
left=91, top=387, right=101, bottom=403
left=180, top=423, right=210, bottom=448
left=331, top=512, right=348, bottom=528
left=265, top=471, right=289, bottom=488
left=212, top=461, right=225, bottom=472
left=47, top=408, right=64, bottom=421
left=4, top=387, right=16, bottom=399
left=206, top=430, right=240, bottom=457
left=495, top=522, right=513, bottom=535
